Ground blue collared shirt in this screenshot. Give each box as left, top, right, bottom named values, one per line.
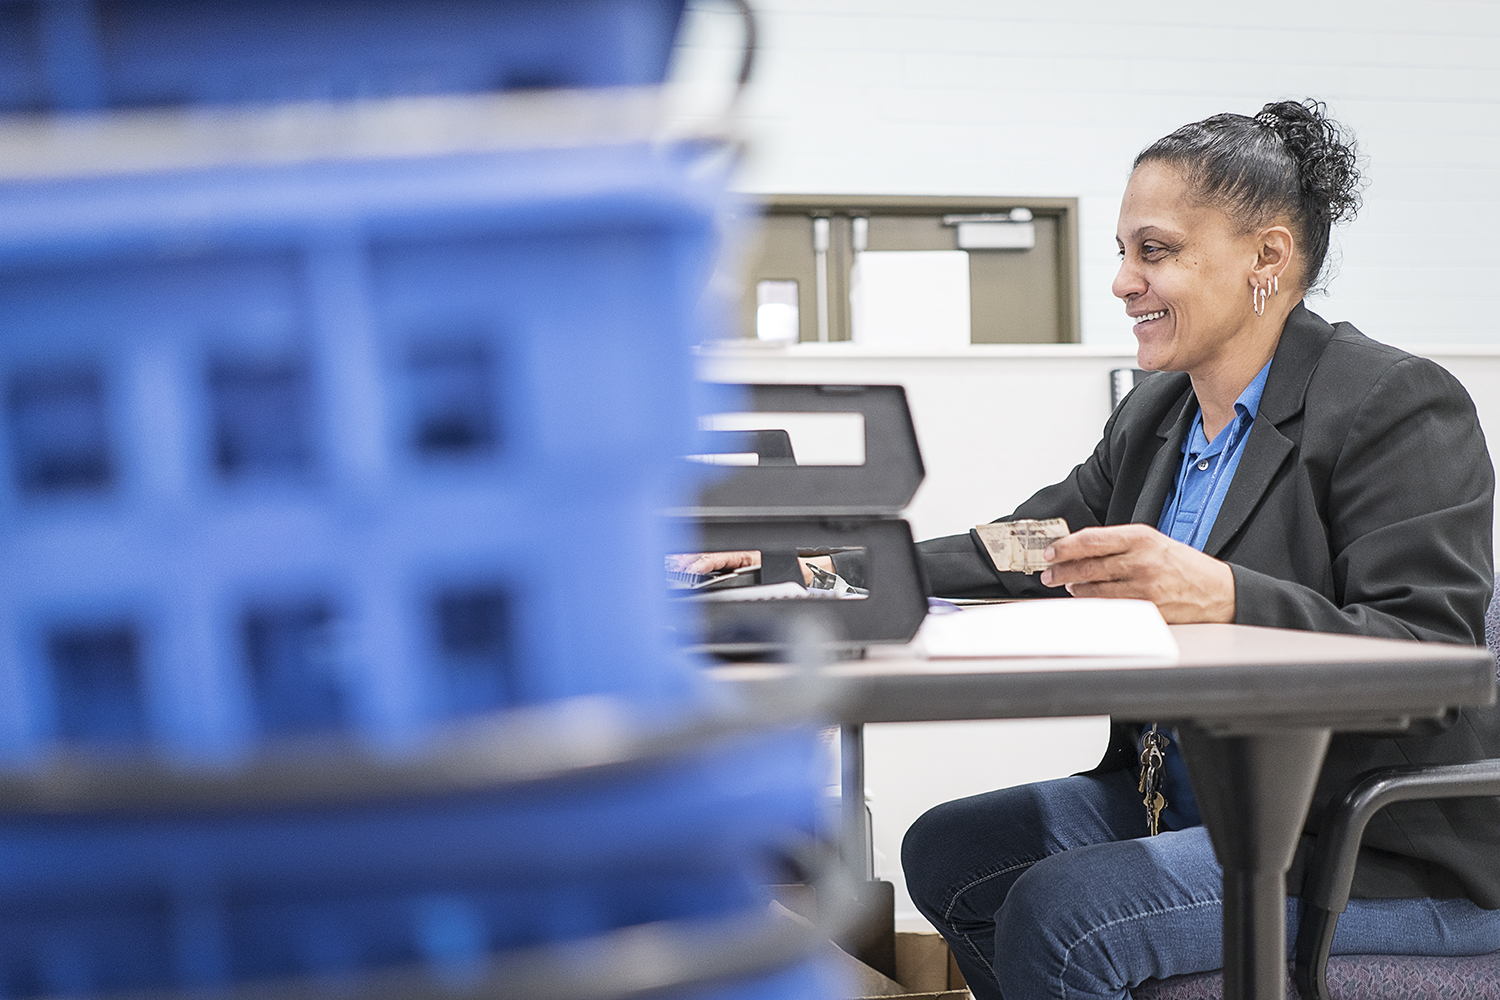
left=1149, top=359, right=1272, bottom=830
left=1158, top=360, right=1272, bottom=552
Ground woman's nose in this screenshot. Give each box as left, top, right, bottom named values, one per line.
left=1112, top=259, right=1144, bottom=301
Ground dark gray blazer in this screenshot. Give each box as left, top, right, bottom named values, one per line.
left=915, top=303, right=1500, bottom=906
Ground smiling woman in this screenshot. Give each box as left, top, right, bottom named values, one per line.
left=1116, top=101, right=1359, bottom=436
left=1114, top=160, right=1293, bottom=424
left=885, top=100, right=1500, bottom=1000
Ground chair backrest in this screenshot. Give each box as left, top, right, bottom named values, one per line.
left=1484, top=573, right=1500, bottom=658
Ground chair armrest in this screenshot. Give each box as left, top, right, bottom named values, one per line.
left=1301, top=760, right=1500, bottom=913
left=1292, top=760, right=1500, bottom=1000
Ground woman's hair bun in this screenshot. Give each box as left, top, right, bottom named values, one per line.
left=1135, top=98, right=1363, bottom=292
left=1254, top=99, right=1362, bottom=229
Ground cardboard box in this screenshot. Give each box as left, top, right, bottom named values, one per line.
left=768, top=886, right=969, bottom=998
left=841, top=930, right=968, bottom=999
left=893, top=931, right=968, bottom=994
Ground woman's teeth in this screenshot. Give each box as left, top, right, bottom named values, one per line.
left=1135, top=310, right=1166, bottom=322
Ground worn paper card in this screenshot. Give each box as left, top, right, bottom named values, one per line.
left=974, top=518, right=1070, bottom=575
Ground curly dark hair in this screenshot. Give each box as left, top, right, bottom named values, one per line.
left=1134, top=99, right=1363, bottom=292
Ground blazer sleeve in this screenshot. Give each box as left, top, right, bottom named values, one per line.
left=1232, top=356, right=1494, bottom=643
left=915, top=402, right=1126, bottom=599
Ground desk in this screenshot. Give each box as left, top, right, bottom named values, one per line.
left=712, top=623, right=1497, bottom=1000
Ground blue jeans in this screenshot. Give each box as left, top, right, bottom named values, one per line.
left=902, top=769, right=1500, bottom=1000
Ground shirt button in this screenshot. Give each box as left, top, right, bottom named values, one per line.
left=1197, top=459, right=1210, bottom=471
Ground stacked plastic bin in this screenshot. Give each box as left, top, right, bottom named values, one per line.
left=0, top=3, right=835, bottom=997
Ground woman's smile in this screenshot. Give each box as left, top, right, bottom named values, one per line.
left=1131, top=309, right=1168, bottom=332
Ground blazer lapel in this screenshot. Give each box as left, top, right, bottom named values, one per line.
left=1131, top=388, right=1196, bottom=526
left=1202, top=422, right=1294, bottom=557
left=1202, top=303, right=1335, bottom=557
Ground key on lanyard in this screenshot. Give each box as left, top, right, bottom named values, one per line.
left=1138, top=724, right=1170, bottom=836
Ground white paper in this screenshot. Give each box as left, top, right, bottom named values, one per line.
left=756, top=279, right=800, bottom=342
left=850, top=250, right=971, bottom=349
left=917, top=599, right=1178, bottom=665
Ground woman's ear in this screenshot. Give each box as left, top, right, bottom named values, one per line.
left=1254, top=225, right=1295, bottom=286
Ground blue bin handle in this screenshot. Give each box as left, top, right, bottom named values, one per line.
left=0, top=646, right=841, bottom=816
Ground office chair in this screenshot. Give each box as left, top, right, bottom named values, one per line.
left=1133, top=577, right=1500, bottom=1000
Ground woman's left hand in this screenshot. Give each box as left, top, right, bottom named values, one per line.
left=1039, top=524, right=1236, bottom=624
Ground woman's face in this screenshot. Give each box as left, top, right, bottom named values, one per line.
left=1113, top=161, right=1265, bottom=374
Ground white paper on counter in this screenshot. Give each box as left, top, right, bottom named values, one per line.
left=850, top=250, right=971, bottom=349
left=917, top=599, right=1179, bottom=664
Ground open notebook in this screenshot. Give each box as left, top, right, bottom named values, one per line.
left=917, top=599, right=1179, bottom=663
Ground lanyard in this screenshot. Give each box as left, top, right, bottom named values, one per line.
left=1164, top=408, right=1243, bottom=551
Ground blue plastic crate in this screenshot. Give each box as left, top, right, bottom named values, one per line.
left=0, top=0, right=687, bottom=113
left=0, top=726, right=823, bottom=995
left=692, top=961, right=847, bottom=1000
left=0, top=143, right=725, bottom=761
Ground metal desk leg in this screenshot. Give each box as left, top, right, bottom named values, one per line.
left=840, top=723, right=873, bottom=880
left=1176, top=724, right=1331, bottom=1000
left=837, top=723, right=897, bottom=980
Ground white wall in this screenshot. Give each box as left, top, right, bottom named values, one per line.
left=672, top=0, right=1500, bottom=348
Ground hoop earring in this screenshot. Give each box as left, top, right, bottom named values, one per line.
left=1251, top=275, right=1278, bottom=317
